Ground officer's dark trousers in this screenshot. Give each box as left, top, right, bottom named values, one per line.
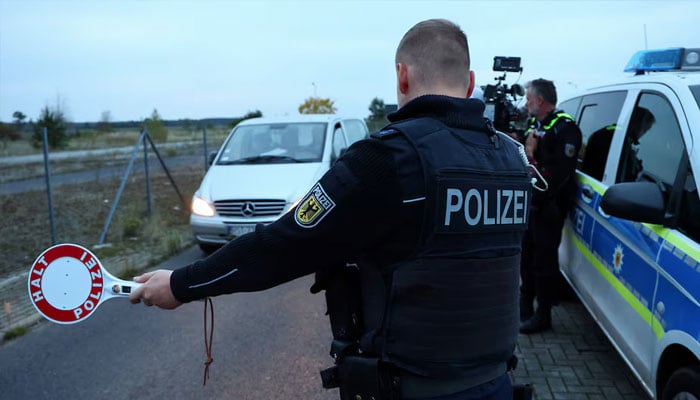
left=414, top=373, right=512, bottom=400
left=520, top=202, right=566, bottom=309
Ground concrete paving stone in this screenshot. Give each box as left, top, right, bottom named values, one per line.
left=564, top=385, right=602, bottom=394
left=533, top=386, right=554, bottom=399
left=600, top=386, right=625, bottom=398
left=537, top=351, right=555, bottom=365
left=549, top=391, right=589, bottom=399
left=545, top=377, right=567, bottom=393
left=615, top=380, right=641, bottom=394
left=577, top=378, right=616, bottom=387
left=583, top=358, right=607, bottom=374
left=574, top=364, right=594, bottom=380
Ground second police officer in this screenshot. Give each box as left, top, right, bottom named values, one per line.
left=131, top=19, right=533, bottom=400
left=520, top=79, right=583, bottom=334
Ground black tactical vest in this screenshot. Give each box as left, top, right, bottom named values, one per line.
left=362, top=117, right=531, bottom=383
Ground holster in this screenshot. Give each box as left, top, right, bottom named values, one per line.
left=311, top=263, right=363, bottom=341
left=323, top=356, right=393, bottom=400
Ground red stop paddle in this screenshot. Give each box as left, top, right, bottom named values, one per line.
left=27, top=243, right=141, bottom=324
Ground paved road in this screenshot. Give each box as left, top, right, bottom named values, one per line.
left=0, top=244, right=651, bottom=400
left=0, top=246, right=337, bottom=400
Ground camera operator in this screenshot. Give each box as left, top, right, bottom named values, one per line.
left=519, top=78, right=582, bottom=334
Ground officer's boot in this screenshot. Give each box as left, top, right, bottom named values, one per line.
left=519, top=305, right=552, bottom=334
left=520, top=296, right=534, bottom=322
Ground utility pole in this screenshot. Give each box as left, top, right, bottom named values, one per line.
left=644, top=24, right=648, bottom=50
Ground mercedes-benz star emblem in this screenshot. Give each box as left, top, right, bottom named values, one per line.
left=241, top=201, right=256, bottom=217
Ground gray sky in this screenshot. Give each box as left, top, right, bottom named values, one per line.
left=1, top=0, right=698, bottom=123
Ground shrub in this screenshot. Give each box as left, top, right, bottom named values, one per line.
left=122, top=215, right=142, bottom=238
left=3, top=325, right=28, bottom=341
left=31, top=106, right=69, bottom=149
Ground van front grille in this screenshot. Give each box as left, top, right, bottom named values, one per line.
left=214, top=199, right=286, bottom=218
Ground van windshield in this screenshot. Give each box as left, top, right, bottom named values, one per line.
left=216, top=123, right=327, bottom=165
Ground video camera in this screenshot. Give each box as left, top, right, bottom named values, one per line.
left=483, top=56, right=527, bottom=138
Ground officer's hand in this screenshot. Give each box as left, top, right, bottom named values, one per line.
left=525, top=130, right=539, bottom=159
left=129, top=270, right=182, bottom=310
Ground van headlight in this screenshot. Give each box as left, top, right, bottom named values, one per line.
left=192, top=196, right=215, bottom=217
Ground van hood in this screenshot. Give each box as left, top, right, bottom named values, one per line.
left=199, top=162, right=327, bottom=202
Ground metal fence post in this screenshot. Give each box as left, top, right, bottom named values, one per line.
left=42, top=127, right=56, bottom=245
left=143, top=132, right=152, bottom=216
left=203, top=125, right=209, bottom=172
left=97, top=130, right=146, bottom=245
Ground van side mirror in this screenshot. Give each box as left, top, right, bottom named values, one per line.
left=600, top=182, right=670, bottom=226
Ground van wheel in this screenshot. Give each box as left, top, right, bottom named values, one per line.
left=662, top=366, right=700, bottom=400
left=198, top=243, right=220, bottom=254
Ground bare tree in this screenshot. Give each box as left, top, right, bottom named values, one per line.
left=97, top=110, right=113, bottom=133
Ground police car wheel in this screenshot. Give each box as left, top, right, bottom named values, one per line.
left=662, top=366, right=700, bottom=400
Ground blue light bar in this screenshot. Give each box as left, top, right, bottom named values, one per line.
left=624, top=48, right=684, bottom=72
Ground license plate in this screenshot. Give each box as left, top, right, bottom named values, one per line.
left=226, top=224, right=256, bottom=237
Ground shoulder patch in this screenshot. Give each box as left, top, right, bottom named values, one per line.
left=295, top=183, right=336, bottom=228
left=371, top=128, right=399, bottom=139
left=564, top=143, right=577, bottom=158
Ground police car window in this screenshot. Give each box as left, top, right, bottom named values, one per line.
left=618, top=92, right=684, bottom=186
left=678, top=164, right=700, bottom=242
left=576, top=91, right=627, bottom=180
left=559, top=97, right=582, bottom=119
left=690, top=85, right=700, bottom=108
left=343, top=119, right=369, bottom=144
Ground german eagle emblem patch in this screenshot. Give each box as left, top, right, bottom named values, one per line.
left=295, top=183, right=335, bottom=228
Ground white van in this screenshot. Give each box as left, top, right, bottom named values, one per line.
left=190, top=114, right=369, bottom=252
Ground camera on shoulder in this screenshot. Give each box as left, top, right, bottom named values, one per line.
left=483, top=56, right=528, bottom=140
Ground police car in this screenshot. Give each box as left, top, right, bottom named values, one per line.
left=557, top=48, right=700, bottom=399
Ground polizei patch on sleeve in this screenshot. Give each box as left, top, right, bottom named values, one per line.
left=295, top=183, right=336, bottom=228
left=436, top=174, right=530, bottom=234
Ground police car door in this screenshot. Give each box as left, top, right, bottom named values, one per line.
left=561, top=89, right=660, bottom=384
left=598, top=85, right=697, bottom=387
left=626, top=88, right=700, bottom=388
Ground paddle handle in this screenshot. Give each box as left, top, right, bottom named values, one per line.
left=107, top=280, right=143, bottom=298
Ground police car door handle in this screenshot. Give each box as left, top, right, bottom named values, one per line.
left=581, top=185, right=594, bottom=202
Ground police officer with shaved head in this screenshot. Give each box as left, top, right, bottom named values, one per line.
left=131, top=19, right=532, bottom=400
